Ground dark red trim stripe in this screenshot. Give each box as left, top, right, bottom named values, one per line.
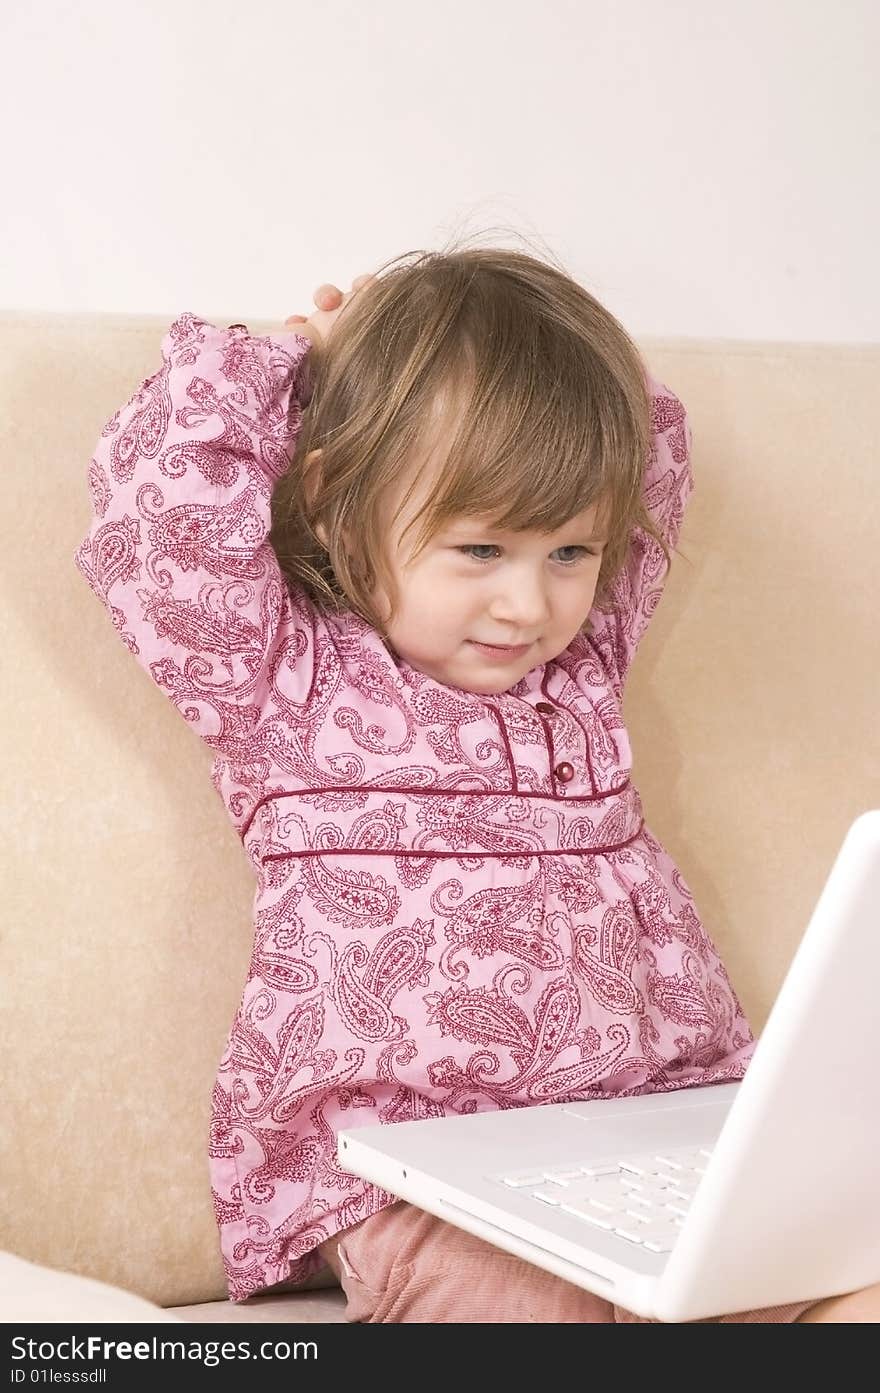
left=240, top=777, right=633, bottom=840
left=260, top=819, right=645, bottom=865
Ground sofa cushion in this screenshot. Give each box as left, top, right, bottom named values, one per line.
left=168, top=1291, right=348, bottom=1322
left=0, top=1249, right=184, bottom=1324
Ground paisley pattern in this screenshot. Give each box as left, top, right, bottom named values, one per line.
left=74, top=314, right=754, bottom=1302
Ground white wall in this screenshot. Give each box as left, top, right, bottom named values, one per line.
left=2, top=0, right=877, bottom=341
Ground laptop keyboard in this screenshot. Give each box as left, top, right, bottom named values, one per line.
left=492, top=1145, right=713, bottom=1252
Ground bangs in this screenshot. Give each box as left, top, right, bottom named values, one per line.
left=395, top=313, right=645, bottom=560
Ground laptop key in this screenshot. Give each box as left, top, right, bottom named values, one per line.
left=542, top=1166, right=590, bottom=1183
left=624, top=1208, right=651, bottom=1225
left=560, top=1201, right=616, bottom=1229
left=643, top=1235, right=677, bottom=1253
left=500, top=1170, right=549, bottom=1188
left=548, top=1177, right=630, bottom=1207
left=583, top=1195, right=616, bottom=1213
left=635, top=1182, right=673, bottom=1203
left=619, top=1154, right=672, bottom=1177
left=626, top=1192, right=654, bottom=1209
left=613, top=1225, right=646, bottom=1244
left=636, top=1220, right=680, bottom=1252
left=664, top=1200, right=690, bottom=1217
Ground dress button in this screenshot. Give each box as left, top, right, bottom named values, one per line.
left=535, top=702, right=556, bottom=715
left=554, top=761, right=575, bottom=783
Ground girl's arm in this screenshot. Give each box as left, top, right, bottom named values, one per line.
left=73, top=313, right=315, bottom=751
left=74, top=279, right=372, bottom=755
left=586, top=374, right=694, bottom=697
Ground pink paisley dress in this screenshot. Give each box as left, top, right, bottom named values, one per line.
left=74, top=313, right=754, bottom=1302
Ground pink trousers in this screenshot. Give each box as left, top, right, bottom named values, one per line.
left=319, top=1201, right=814, bottom=1323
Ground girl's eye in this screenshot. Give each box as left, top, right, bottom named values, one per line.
left=553, top=546, right=593, bottom=564
left=459, top=545, right=500, bottom=562
left=457, top=545, right=596, bottom=565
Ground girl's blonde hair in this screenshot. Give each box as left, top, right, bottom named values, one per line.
left=269, top=241, right=671, bottom=639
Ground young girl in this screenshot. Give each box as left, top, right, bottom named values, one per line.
left=74, top=248, right=877, bottom=1322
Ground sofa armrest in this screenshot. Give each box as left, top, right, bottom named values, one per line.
left=0, top=1249, right=348, bottom=1324
left=0, top=1249, right=184, bottom=1324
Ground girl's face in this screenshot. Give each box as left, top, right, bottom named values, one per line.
left=371, top=466, right=609, bottom=695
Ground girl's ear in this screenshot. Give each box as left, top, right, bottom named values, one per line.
left=303, top=449, right=329, bottom=547
left=303, top=448, right=323, bottom=501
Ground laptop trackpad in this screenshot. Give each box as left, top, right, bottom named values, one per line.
left=560, top=1089, right=735, bottom=1152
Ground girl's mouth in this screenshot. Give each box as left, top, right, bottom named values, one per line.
left=469, top=641, right=531, bottom=660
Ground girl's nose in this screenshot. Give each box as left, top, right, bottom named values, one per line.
left=488, top=578, right=551, bottom=630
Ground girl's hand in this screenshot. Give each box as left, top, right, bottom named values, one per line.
left=284, top=274, right=374, bottom=350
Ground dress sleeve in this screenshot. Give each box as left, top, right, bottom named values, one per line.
left=73, top=312, right=317, bottom=755
left=583, top=373, right=694, bottom=697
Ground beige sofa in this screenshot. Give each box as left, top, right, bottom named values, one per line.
left=2, top=311, right=877, bottom=1322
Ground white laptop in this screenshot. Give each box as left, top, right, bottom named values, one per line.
left=338, top=810, right=880, bottom=1321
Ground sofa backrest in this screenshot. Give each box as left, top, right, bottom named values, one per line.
left=2, top=311, right=877, bottom=1306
